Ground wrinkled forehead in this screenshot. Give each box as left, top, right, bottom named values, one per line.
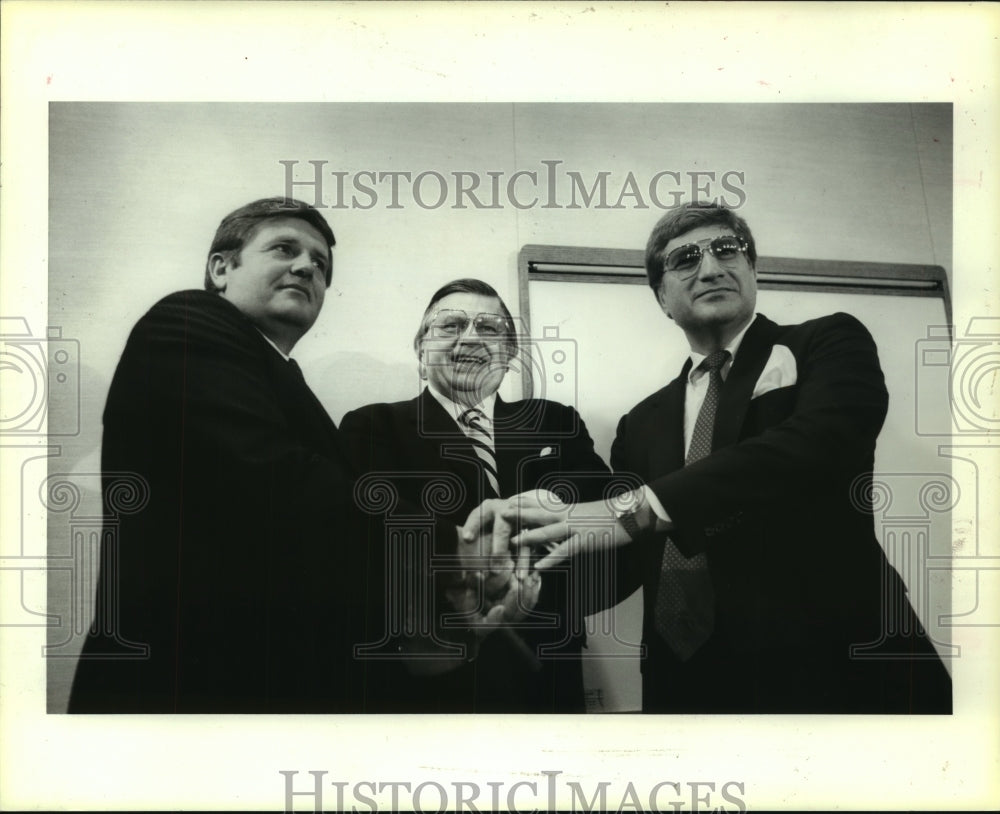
left=662, top=224, right=737, bottom=257
left=430, top=292, right=504, bottom=317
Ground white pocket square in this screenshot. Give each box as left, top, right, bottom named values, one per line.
left=752, top=344, right=797, bottom=399
left=539, top=446, right=553, bottom=458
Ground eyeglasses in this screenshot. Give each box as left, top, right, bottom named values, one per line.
left=428, top=309, right=510, bottom=339
left=664, top=235, right=749, bottom=279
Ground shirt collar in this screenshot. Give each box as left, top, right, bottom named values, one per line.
left=426, top=383, right=497, bottom=426
left=687, top=313, right=756, bottom=384
left=256, top=329, right=291, bottom=362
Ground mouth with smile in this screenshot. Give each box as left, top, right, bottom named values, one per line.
left=694, top=287, right=736, bottom=300
left=453, top=352, right=488, bottom=366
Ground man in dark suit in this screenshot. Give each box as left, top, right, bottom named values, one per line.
left=340, top=279, right=613, bottom=712
left=68, top=199, right=504, bottom=713
left=491, top=202, right=952, bottom=713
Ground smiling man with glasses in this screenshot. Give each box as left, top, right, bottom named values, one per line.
left=340, top=278, right=613, bottom=713
left=480, top=201, right=953, bottom=714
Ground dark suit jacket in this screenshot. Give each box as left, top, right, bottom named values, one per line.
left=68, top=290, right=452, bottom=713
left=340, top=388, right=613, bottom=712
left=611, top=312, right=951, bottom=713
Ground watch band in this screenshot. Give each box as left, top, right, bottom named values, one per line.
left=616, top=507, right=643, bottom=541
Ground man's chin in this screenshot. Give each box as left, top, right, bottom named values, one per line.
left=255, top=307, right=318, bottom=346
left=691, top=301, right=751, bottom=325
left=269, top=303, right=318, bottom=328
left=451, top=371, right=503, bottom=401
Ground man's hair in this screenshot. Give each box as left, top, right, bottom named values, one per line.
left=644, top=201, right=757, bottom=291
left=203, top=197, right=337, bottom=290
left=413, top=278, right=518, bottom=355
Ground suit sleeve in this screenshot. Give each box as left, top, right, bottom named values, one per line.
left=95, top=293, right=395, bottom=709
left=116, top=295, right=356, bottom=513
left=111, top=296, right=461, bottom=677
left=536, top=403, right=646, bottom=614
left=618, top=313, right=889, bottom=557
left=548, top=403, right=614, bottom=502
left=340, top=403, right=404, bottom=474
left=135, top=298, right=461, bottom=553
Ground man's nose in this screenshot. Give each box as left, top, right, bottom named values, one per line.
left=694, top=251, right=724, bottom=280
left=455, top=318, right=492, bottom=346
left=289, top=251, right=315, bottom=279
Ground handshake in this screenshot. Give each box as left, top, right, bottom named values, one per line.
left=401, top=488, right=650, bottom=674
left=449, top=498, right=546, bottom=634
left=452, top=487, right=650, bottom=632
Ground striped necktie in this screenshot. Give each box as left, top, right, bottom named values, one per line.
left=653, top=349, right=730, bottom=661
left=458, top=407, right=501, bottom=497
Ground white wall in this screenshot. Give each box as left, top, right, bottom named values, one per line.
left=49, top=103, right=951, bottom=421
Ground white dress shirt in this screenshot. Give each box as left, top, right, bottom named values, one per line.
left=426, top=383, right=498, bottom=446
left=643, top=315, right=757, bottom=524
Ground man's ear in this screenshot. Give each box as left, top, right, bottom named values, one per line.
left=501, top=342, right=516, bottom=371
left=207, top=253, right=230, bottom=292
left=655, top=287, right=674, bottom=320
left=416, top=346, right=428, bottom=380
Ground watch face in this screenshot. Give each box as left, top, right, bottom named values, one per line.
left=616, top=508, right=642, bottom=541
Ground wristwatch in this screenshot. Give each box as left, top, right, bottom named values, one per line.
left=615, top=505, right=644, bottom=541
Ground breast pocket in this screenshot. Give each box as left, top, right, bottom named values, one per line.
left=744, top=385, right=797, bottom=430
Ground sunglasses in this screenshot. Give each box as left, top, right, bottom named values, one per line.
left=664, top=235, right=749, bottom=278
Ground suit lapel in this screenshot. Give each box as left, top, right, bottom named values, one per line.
left=266, top=347, right=356, bottom=470
left=492, top=396, right=528, bottom=495
left=415, top=387, right=464, bottom=438
left=219, top=302, right=355, bottom=471
left=414, top=388, right=485, bottom=497
left=649, top=363, right=690, bottom=477
left=712, top=314, right=780, bottom=451
left=492, top=394, right=518, bottom=445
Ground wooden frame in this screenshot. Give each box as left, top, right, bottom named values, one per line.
left=518, top=244, right=952, bottom=399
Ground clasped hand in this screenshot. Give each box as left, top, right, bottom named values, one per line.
left=447, top=490, right=642, bottom=668
left=462, top=488, right=639, bottom=577
left=453, top=503, right=541, bottom=635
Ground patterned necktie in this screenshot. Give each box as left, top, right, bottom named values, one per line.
left=653, top=349, right=730, bottom=661
left=459, top=407, right=501, bottom=497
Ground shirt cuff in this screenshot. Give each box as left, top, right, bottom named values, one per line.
left=642, top=485, right=671, bottom=525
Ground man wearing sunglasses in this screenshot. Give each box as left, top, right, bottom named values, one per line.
left=340, top=278, right=613, bottom=712
left=486, top=201, right=952, bottom=713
